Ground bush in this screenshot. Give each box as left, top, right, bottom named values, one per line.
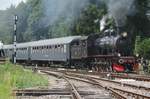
left=137, top=38, right=150, bottom=59
left=0, top=62, right=48, bottom=98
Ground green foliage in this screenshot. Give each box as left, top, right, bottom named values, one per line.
left=0, top=5, right=16, bottom=44
left=48, top=17, right=72, bottom=38
left=134, top=36, right=141, bottom=55
left=136, top=38, right=150, bottom=59
left=131, top=0, right=150, bottom=37
left=15, top=1, right=30, bottom=42
left=0, top=62, right=48, bottom=98
left=74, top=4, right=107, bottom=35
left=26, top=0, right=43, bottom=41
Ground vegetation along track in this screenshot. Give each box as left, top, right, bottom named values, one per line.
left=14, top=70, right=81, bottom=99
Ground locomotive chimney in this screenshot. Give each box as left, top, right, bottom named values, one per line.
left=116, top=25, right=126, bottom=34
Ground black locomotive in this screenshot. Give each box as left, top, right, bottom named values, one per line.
left=71, top=29, right=138, bottom=72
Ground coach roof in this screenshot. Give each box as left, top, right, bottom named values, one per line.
left=4, top=36, right=82, bottom=48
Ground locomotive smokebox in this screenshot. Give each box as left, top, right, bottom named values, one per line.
left=117, top=26, right=127, bottom=34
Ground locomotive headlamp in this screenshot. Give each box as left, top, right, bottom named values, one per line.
left=136, top=53, right=139, bottom=57
left=118, top=53, right=121, bottom=57
left=122, top=32, right=128, bottom=37
left=119, top=59, right=124, bottom=64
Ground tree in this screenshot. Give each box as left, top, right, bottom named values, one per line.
left=15, top=1, right=30, bottom=42
left=73, top=3, right=107, bottom=35
left=137, top=38, right=150, bottom=59
left=0, top=5, right=16, bottom=44
left=25, top=0, right=43, bottom=41
left=48, top=17, right=71, bottom=38
left=134, top=36, right=141, bottom=55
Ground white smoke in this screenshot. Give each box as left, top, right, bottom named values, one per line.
left=39, top=0, right=136, bottom=31
left=106, top=0, right=136, bottom=27
left=40, top=0, right=90, bottom=27
left=100, top=15, right=108, bottom=31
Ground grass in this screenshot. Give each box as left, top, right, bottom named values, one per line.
left=0, top=61, right=49, bottom=99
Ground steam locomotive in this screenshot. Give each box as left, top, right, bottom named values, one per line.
left=2, top=29, right=138, bottom=72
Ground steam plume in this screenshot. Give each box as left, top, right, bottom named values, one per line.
left=106, top=0, right=136, bottom=27
left=40, top=0, right=90, bottom=27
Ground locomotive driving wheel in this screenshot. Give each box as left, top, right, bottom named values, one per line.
left=91, top=58, right=112, bottom=72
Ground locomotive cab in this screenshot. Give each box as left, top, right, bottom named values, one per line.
left=70, top=36, right=88, bottom=68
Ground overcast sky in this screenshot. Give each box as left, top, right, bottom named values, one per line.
left=0, top=0, right=26, bottom=10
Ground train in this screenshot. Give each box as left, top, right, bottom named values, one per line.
left=1, top=29, right=139, bottom=72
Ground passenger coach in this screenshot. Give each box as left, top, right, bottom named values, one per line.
left=3, top=36, right=87, bottom=67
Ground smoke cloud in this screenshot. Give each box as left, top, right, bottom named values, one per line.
left=40, top=0, right=90, bottom=28
left=106, top=0, right=136, bottom=27
left=39, top=0, right=136, bottom=30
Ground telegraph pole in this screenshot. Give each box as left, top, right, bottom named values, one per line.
left=13, top=15, right=18, bottom=64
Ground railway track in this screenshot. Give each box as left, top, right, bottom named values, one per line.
left=64, top=72, right=150, bottom=99
left=17, top=67, right=150, bottom=99
left=14, top=71, right=82, bottom=99
left=40, top=70, right=111, bottom=99
left=40, top=70, right=136, bottom=99
left=43, top=71, right=82, bottom=99
left=58, top=69, right=150, bottom=82
left=14, top=70, right=111, bottom=99
left=0, top=57, right=6, bottom=64
left=24, top=66, right=150, bottom=82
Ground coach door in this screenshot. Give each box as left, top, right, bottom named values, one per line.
left=81, top=40, right=87, bottom=58
left=71, top=40, right=82, bottom=59
left=28, top=46, right=31, bottom=61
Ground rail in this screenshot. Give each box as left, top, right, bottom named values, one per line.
left=41, top=70, right=129, bottom=99
left=65, top=72, right=150, bottom=99
left=41, top=70, right=82, bottom=99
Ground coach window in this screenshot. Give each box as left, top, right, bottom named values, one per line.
left=35, top=47, right=37, bottom=52
left=49, top=46, right=51, bottom=51
left=55, top=45, right=57, bottom=49
left=34, top=47, right=36, bottom=53
left=44, top=46, right=47, bottom=53
left=54, top=45, right=57, bottom=52
left=32, top=47, right=35, bottom=53
left=64, top=45, right=66, bottom=53
left=42, top=46, right=44, bottom=53
left=61, top=45, right=64, bottom=53
left=36, top=47, right=38, bottom=52
left=33, top=47, right=35, bottom=53
left=39, top=46, right=42, bottom=53
left=43, top=46, right=45, bottom=49
left=21, top=48, right=23, bottom=53
left=41, top=46, right=43, bottom=53
left=52, top=45, right=54, bottom=53
left=43, top=46, right=45, bottom=53
left=38, top=46, right=41, bottom=53
left=57, top=45, right=60, bottom=51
